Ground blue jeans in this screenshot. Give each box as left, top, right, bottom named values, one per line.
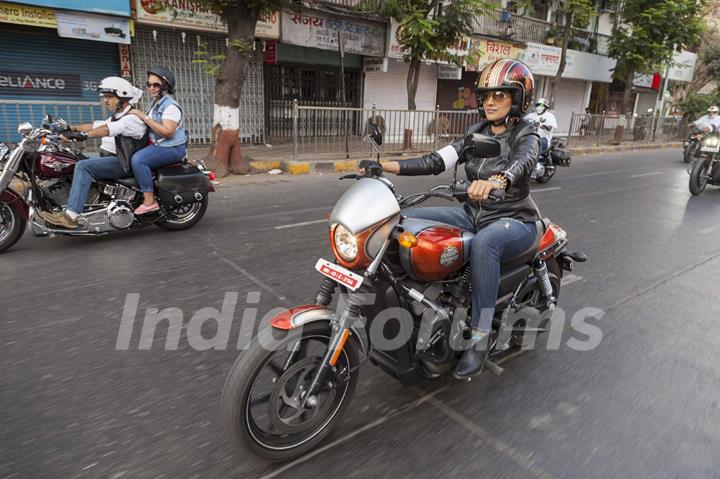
left=404, top=207, right=537, bottom=331
left=131, top=144, right=186, bottom=193
left=67, top=156, right=127, bottom=214
left=539, top=137, right=549, bottom=154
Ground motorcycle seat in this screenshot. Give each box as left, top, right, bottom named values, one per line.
left=499, top=218, right=549, bottom=270
left=114, top=163, right=185, bottom=188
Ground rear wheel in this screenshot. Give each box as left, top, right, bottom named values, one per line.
left=689, top=158, right=711, bottom=195
left=155, top=197, right=208, bottom=231
left=0, top=200, right=25, bottom=253
left=221, top=322, right=359, bottom=462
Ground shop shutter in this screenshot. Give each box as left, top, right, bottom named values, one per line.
left=131, top=27, right=264, bottom=145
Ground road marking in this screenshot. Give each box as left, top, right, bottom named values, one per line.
left=699, top=224, right=720, bottom=235
left=561, top=273, right=583, bottom=286
left=424, top=396, right=555, bottom=479
left=257, top=385, right=453, bottom=479
left=532, top=186, right=562, bottom=193
left=630, top=171, right=663, bottom=178
left=274, top=218, right=328, bottom=230
left=563, top=166, right=659, bottom=181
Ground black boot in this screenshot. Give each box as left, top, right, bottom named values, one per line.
left=453, top=330, right=490, bottom=380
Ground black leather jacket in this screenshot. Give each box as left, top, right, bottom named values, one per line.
left=398, top=118, right=541, bottom=228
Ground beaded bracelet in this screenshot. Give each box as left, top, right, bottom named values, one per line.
left=489, top=174, right=508, bottom=190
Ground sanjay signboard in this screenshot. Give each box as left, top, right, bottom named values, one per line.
left=282, top=11, right=385, bottom=57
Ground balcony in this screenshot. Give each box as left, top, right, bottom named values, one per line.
left=312, top=0, right=382, bottom=11
left=474, top=9, right=551, bottom=44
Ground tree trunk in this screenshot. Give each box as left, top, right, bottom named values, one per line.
left=621, top=67, right=635, bottom=115
left=406, top=58, right=422, bottom=111
left=550, top=12, right=573, bottom=106
left=203, top=5, right=258, bottom=177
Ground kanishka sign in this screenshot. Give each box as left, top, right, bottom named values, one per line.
left=134, top=0, right=279, bottom=38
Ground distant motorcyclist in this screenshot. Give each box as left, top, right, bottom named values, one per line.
left=524, top=98, right=557, bottom=154
left=693, top=105, right=720, bottom=133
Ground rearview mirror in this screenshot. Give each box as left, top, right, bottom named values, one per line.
left=17, top=122, right=33, bottom=136
left=463, top=133, right=500, bottom=160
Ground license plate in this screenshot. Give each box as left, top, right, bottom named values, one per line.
left=315, top=258, right=364, bottom=291
left=701, top=146, right=719, bottom=152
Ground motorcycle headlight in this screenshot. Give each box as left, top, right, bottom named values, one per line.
left=333, top=224, right=358, bottom=262
left=704, top=137, right=719, bottom=147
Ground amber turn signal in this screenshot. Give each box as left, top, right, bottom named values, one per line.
left=398, top=231, right=418, bottom=248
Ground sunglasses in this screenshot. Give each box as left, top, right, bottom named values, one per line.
left=146, top=81, right=163, bottom=89
left=479, top=90, right=510, bottom=104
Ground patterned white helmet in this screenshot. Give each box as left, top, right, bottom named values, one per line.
left=708, top=105, right=719, bottom=114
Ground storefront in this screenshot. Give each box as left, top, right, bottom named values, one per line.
left=131, top=0, right=275, bottom=144
left=265, top=9, right=380, bottom=140
left=0, top=1, right=130, bottom=141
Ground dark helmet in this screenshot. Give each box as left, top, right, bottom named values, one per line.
left=147, top=66, right=176, bottom=94
left=475, top=59, right=535, bottom=118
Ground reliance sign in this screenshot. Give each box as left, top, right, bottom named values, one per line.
left=0, top=71, right=82, bottom=97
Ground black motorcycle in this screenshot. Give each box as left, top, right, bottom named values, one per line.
left=0, top=115, right=214, bottom=253
left=688, top=133, right=720, bottom=195
left=683, top=128, right=705, bottom=164
left=532, top=137, right=572, bottom=184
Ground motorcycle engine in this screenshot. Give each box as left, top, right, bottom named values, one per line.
left=39, top=178, right=100, bottom=207
left=107, top=201, right=134, bottom=229
left=533, top=161, right=546, bottom=178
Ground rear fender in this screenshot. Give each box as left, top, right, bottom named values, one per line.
left=270, top=305, right=368, bottom=354
left=1, top=188, right=29, bottom=220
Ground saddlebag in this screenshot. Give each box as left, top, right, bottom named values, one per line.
left=155, top=164, right=211, bottom=205
left=551, top=148, right=572, bottom=167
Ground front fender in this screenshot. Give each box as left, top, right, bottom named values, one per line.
left=0, top=188, right=29, bottom=220
left=270, top=305, right=368, bottom=354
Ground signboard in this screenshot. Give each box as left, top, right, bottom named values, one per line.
left=364, top=57, right=388, bottom=73
left=264, top=40, right=277, bottom=64
left=668, top=50, right=697, bottom=83
left=56, top=11, right=131, bottom=44
left=519, top=43, right=562, bottom=76
left=12, top=0, right=130, bottom=17
left=134, top=0, right=279, bottom=38
left=466, top=38, right=524, bottom=71
left=438, top=64, right=462, bottom=80
left=282, top=10, right=385, bottom=57
left=0, top=1, right=55, bottom=28
left=0, top=71, right=83, bottom=97
left=119, top=44, right=132, bottom=79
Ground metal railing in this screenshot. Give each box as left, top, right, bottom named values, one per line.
left=292, top=101, right=482, bottom=160
left=315, top=0, right=382, bottom=11
left=0, top=100, right=107, bottom=151
left=566, top=112, right=689, bottom=147
left=475, top=10, right=550, bottom=44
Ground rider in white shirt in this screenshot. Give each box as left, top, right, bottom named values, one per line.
left=693, top=105, right=720, bottom=133
left=524, top=98, right=557, bottom=153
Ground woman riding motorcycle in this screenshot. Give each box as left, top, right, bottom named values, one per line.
left=361, top=59, right=540, bottom=379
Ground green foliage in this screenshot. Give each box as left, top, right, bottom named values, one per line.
left=193, top=0, right=289, bottom=17
left=379, top=0, right=493, bottom=64
left=609, top=0, right=706, bottom=79
left=702, top=44, right=720, bottom=81
left=678, top=91, right=720, bottom=120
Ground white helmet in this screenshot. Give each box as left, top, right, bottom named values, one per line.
left=98, top=76, right=137, bottom=101
left=708, top=105, right=719, bottom=114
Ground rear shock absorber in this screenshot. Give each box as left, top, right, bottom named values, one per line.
left=533, top=259, right=556, bottom=305
left=314, top=277, right=338, bottom=306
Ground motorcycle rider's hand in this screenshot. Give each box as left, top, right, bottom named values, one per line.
left=358, top=160, right=383, bottom=177
left=468, top=179, right=502, bottom=202
left=61, top=131, right=88, bottom=142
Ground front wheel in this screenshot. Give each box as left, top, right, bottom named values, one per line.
left=0, top=200, right=26, bottom=253
left=155, top=197, right=208, bottom=231
left=689, top=158, right=711, bottom=195
left=535, top=165, right=556, bottom=184
left=683, top=143, right=696, bottom=163
left=221, top=322, right=359, bottom=462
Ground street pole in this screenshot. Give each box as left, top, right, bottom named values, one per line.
left=338, top=31, right=349, bottom=159
left=654, top=62, right=671, bottom=141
